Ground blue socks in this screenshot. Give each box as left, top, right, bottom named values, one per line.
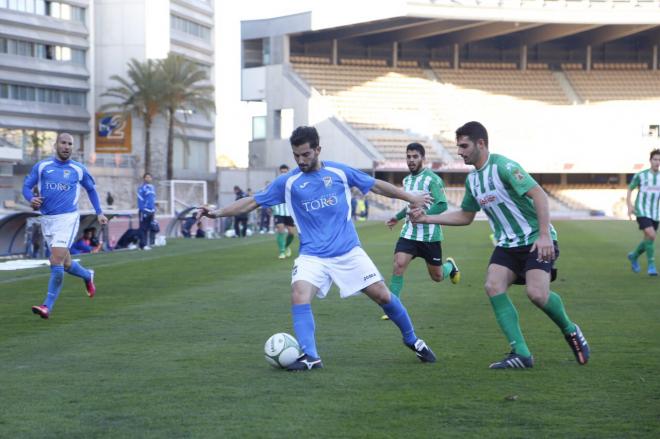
left=65, top=261, right=91, bottom=281
left=381, top=294, right=417, bottom=346
left=291, top=304, right=319, bottom=358
left=292, top=296, right=417, bottom=358
left=44, top=265, right=64, bottom=310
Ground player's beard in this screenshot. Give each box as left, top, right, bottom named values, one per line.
left=57, top=150, right=71, bottom=161
left=299, top=156, right=319, bottom=173
left=408, top=162, right=422, bottom=174
left=462, top=149, right=478, bottom=166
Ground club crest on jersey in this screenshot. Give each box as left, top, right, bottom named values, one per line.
left=63, top=170, right=70, bottom=178
left=323, top=176, right=332, bottom=187
left=505, top=163, right=525, bottom=182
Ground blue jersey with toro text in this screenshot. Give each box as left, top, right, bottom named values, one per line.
left=254, top=161, right=375, bottom=257
left=22, top=158, right=102, bottom=215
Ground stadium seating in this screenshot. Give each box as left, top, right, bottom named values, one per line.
left=433, top=69, right=571, bottom=105
left=565, top=70, right=660, bottom=102
left=291, top=58, right=660, bottom=184
left=292, top=62, right=454, bottom=164
left=544, top=185, right=628, bottom=217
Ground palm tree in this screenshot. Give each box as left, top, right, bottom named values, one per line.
left=159, top=53, right=215, bottom=180
left=100, top=58, right=164, bottom=175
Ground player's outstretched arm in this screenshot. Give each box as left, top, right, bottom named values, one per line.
left=410, top=208, right=475, bottom=226
left=198, top=197, right=258, bottom=219
left=370, top=179, right=430, bottom=208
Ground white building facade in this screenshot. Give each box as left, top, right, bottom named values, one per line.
left=0, top=0, right=215, bottom=210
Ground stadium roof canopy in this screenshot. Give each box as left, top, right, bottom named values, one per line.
left=242, top=0, right=660, bottom=48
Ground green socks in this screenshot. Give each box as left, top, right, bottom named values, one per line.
left=645, top=239, right=655, bottom=264
left=442, top=262, right=452, bottom=279
left=285, top=233, right=294, bottom=248
left=541, top=291, right=577, bottom=335
left=489, top=293, right=531, bottom=357
left=276, top=232, right=286, bottom=253
left=389, top=274, right=404, bottom=298
left=632, top=240, right=647, bottom=258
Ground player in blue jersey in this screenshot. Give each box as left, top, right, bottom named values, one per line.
left=22, top=133, right=108, bottom=319
left=197, top=126, right=437, bottom=370
left=137, top=172, right=156, bottom=250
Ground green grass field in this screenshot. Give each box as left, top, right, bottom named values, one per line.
left=1, top=220, right=659, bottom=438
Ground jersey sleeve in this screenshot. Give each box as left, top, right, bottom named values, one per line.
left=498, top=159, right=537, bottom=196
left=426, top=176, right=447, bottom=215
left=628, top=173, right=640, bottom=190
left=81, top=168, right=103, bottom=214
left=461, top=178, right=481, bottom=212
left=254, top=175, right=286, bottom=207
left=343, top=165, right=375, bottom=194
left=22, top=164, right=39, bottom=202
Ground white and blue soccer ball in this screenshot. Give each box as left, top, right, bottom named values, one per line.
left=264, top=333, right=301, bottom=368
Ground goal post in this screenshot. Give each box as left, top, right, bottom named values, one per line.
left=162, top=180, right=208, bottom=217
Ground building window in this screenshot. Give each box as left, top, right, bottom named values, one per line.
left=252, top=116, right=266, bottom=140
left=0, top=1, right=84, bottom=23
left=0, top=82, right=85, bottom=107
left=0, top=128, right=82, bottom=162
left=262, top=38, right=270, bottom=65
left=0, top=36, right=85, bottom=65
left=173, top=138, right=209, bottom=171
left=170, top=15, right=211, bottom=42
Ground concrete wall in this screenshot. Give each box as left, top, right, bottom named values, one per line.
left=217, top=167, right=278, bottom=207
left=247, top=63, right=379, bottom=171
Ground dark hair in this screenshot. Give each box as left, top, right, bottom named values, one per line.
left=650, top=148, right=660, bottom=160
left=143, top=172, right=152, bottom=179
left=289, top=126, right=319, bottom=148
left=406, top=142, right=425, bottom=157
left=279, top=164, right=289, bottom=171
left=456, top=121, right=489, bottom=147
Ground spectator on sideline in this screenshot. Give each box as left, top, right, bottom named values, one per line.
left=233, top=185, right=248, bottom=237
left=70, top=227, right=103, bottom=255
left=259, top=181, right=272, bottom=234
left=137, top=172, right=156, bottom=250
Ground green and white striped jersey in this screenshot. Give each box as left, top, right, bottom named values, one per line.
left=461, top=153, right=557, bottom=248
left=629, top=169, right=660, bottom=221
left=271, top=203, right=290, bottom=217
left=397, top=168, right=447, bottom=242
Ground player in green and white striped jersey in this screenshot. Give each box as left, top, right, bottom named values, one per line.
left=273, top=164, right=296, bottom=259
left=381, top=143, right=460, bottom=320
left=626, top=149, right=660, bottom=276
left=411, top=121, right=589, bottom=369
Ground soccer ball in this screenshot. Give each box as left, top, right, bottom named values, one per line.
left=264, top=333, right=301, bottom=368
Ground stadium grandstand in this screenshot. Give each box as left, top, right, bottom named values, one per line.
left=241, top=0, right=660, bottom=219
